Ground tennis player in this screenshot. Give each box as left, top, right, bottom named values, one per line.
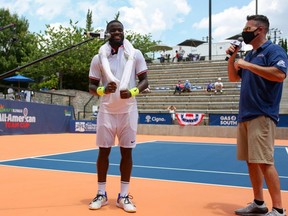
left=88, top=19, right=148, bottom=213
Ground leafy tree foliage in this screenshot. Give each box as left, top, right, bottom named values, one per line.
left=27, top=20, right=104, bottom=90
left=125, top=30, right=157, bottom=59
left=1, top=9, right=158, bottom=92
left=279, top=38, right=287, bottom=52
left=0, top=8, right=37, bottom=80
left=86, top=9, right=93, bottom=32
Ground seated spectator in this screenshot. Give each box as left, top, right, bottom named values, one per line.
left=183, top=80, right=192, bottom=92
left=173, top=80, right=184, bottom=94
left=214, top=77, right=223, bottom=93
left=166, top=53, right=171, bottom=62
left=160, top=50, right=166, bottom=63
left=206, top=81, right=214, bottom=92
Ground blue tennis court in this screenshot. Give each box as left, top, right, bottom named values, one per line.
left=1, top=141, right=288, bottom=190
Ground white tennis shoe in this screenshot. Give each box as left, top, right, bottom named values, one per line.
left=89, top=191, right=108, bottom=210
left=116, top=193, right=136, bottom=213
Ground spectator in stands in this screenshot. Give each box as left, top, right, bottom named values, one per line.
left=214, top=77, right=223, bottom=93
left=167, top=105, right=177, bottom=121
left=172, top=50, right=179, bottom=62
left=183, top=80, right=192, bottom=92
left=24, top=88, right=34, bottom=102
left=88, top=19, right=149, bottom=213
left=227, top=14, right=287, bottom=216
left=7, top=85, right=15, bottom=100
left=178, top=47, right=185, bottom=62
left=173, top=80, right=184, bottom=94
left=160, top=50, right=166, bottom=63
left=166, top=53, right=171, bottom=62
left=206, top=80, right=214, bottom=92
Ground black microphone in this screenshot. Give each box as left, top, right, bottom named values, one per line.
left=84, top=32, right=111, bottom=39
left=225, top=37, right=243, bottom=61
left=0, top=23, right=16, bottom=31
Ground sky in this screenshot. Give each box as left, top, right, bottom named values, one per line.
left=1, top=0, right=287, bottom=47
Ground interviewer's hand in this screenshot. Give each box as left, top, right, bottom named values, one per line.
left=235, top=58, right=250, bottom=70
left=105, top=82, right=117, bottom=94
left=225, top=45, right=240, bottom=60
left=120, top=89, right=131, bottom=99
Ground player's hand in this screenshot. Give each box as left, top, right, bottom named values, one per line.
left=120, top=89, right=131, bottom=99
left=105, top=82, right=117, bottom=94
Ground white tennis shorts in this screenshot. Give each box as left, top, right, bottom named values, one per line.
left=96, top=110, right=138, bottom=148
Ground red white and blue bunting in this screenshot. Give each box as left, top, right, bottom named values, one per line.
left=175, top=113, right=205, bottom=126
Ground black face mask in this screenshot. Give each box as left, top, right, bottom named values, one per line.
left=242, top=28, right=258, bottom=44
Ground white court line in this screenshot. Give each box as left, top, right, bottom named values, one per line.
left=286, top=147, right=288, bottom=155
left=32, top=157, right=288, bottom=179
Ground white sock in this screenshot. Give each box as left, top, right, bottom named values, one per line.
left=120, top=181, right=129, bottom=197
left=98, top=182, right=106, bottom=194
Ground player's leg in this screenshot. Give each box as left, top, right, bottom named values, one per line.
left=89, top=112, right=116, bottom=210
left=116, top=111, right=137, bottom=213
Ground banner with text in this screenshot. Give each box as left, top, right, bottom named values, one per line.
left=0, top=99, right=74, bottom=135
left=139, top=113, right=172, bottom=124
left=209, top=114, right=288, bottom=127
left=209, top=114, right=238, bottom=126
left=70, top=120, right=97, bottom=133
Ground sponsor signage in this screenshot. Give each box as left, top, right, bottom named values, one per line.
left=0, top=99, right=74, bottom=135
left=209, top=114, right=238, bottom=126
left=70, top=120, right=97, bottom=133
left=139, top=113, right=172, bottom=124
left=209, top=114, right=288, bottom=127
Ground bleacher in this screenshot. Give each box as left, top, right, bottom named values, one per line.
left=137, top=60, right=240, bottom=124
left=136, top=59, right=288, bottom=125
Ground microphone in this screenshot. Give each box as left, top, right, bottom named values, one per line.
left=0, top=23, right=16, bottom=31
left=84, top=32, right=111, bottom=39
left=225, top=37, right=243, bottom=61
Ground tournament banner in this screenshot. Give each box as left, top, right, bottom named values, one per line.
left=175, top=113, right=205, bottom=126
left=139, top=113, right=172, bottom=125
left=70, top=120, right=97, bottom=133
left=0, top=99, right=74, bottom=135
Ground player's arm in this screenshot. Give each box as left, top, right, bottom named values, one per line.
left=136, top=72, right=149, bottom=93
left=89, top=78, right=100, bottom=96
left=89, top=78, right=117, bottom=97
left=120, top=71, right=148, bottom=99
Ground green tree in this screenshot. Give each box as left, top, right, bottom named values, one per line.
left=279, top=38, right=287, bottom=52
left=125, top=30, right=157, bottom=59
left=86, top=9, right=93, bottom=32
left=0, top=8, right=37, bottom=78
left=28, top=20, right=103, bottom=90
left=1, top=9, right=158, bottom=92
